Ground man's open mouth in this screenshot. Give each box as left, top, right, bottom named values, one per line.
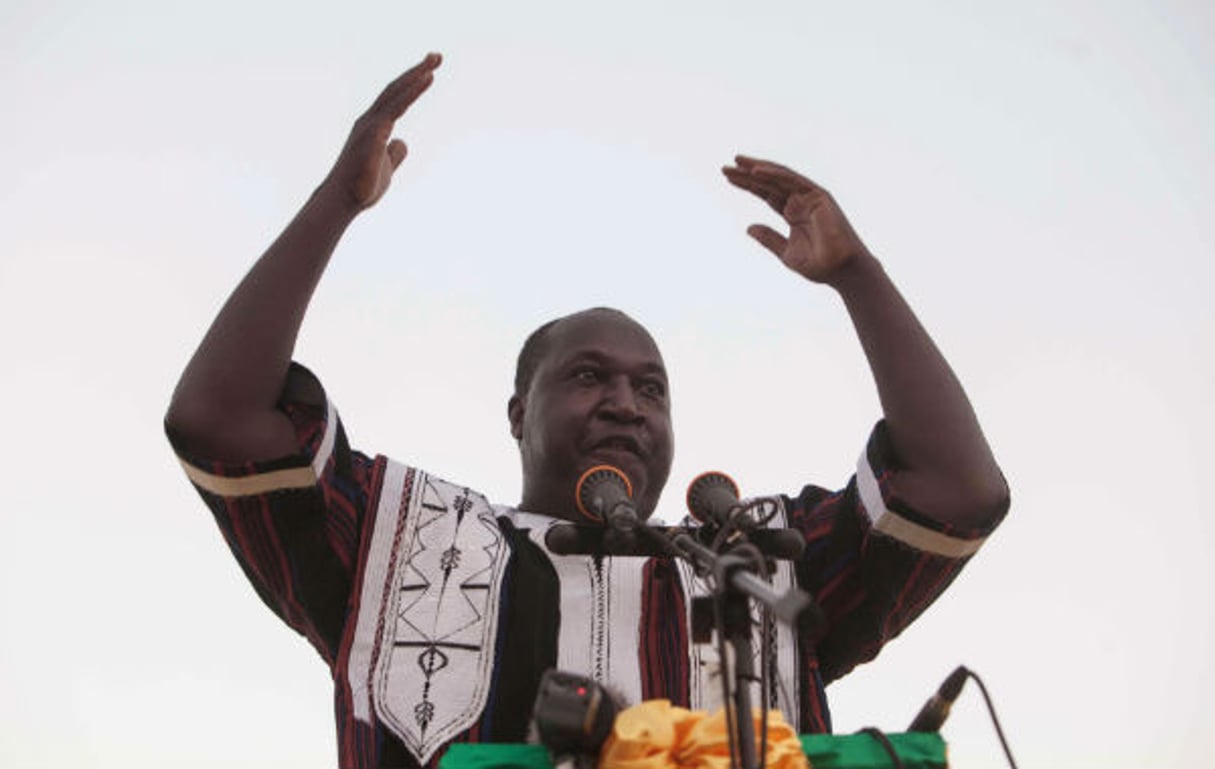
left=591, top=435, right=643, bottom=457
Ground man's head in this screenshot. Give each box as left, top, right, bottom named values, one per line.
left=508, top=308, right=674, bottom=522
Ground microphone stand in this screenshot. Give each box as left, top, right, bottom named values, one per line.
left=631, top=524, right=816, bottom=769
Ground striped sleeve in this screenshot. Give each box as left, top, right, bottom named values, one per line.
left=166, top=363, right=376, bottom=665
left=789, top=421, right=1008, bottom=685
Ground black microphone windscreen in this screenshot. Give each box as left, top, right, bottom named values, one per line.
left=686, top=471, right=740, bottom=525
left=940, top=665, right=969, bottom=700
left=907, top=666, right=970, bottom=732
left=575, top=465, right=633, bottom=523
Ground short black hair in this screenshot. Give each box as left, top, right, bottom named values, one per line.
left=513, top=307, right=637, bottom=398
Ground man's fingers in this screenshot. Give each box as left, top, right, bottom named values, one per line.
left=387, top=139, right=408, bottom=169
left=724, top=167, right=789, bottom=216
left=749, top=164, right=819, bottom=194
left=722, top=167, right=771, bottom=196
left=722, top=165, right=772, bottom=189
left=734, top=154, right=796, bottom=177
left=726, top=154, right=820, bottom=211
left=367, top=52, right=442, bottom=120
left=374, top=72, right=435, bottom=120
left=724, top=163, right=779, bottom=186
left=747, top=224, right=788, bottom=257
left=734, top=154, right=820, bottom=193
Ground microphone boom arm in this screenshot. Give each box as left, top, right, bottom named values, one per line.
left=655, top=528, right=814, bottom=626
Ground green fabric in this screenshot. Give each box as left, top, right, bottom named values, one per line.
left=438, top=732, right=946, bottom=769
left=440, top=743, right=549, bottom=769
left=801, top=732, right=946, bottom=768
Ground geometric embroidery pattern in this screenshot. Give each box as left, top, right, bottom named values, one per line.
left=369, top=472, right=508, bottom=764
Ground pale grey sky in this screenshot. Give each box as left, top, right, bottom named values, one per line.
left=2, top=1, right=1213, bottom=766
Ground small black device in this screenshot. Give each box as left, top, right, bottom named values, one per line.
left=532, top=669, right=619, bottom=769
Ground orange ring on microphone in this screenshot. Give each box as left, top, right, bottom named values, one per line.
left=685, top=470, right=739, bottom=524
left=575, top=465, right=633, bottom=523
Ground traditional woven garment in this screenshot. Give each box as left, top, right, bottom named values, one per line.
left=169, top=364, right=1002, bottom=768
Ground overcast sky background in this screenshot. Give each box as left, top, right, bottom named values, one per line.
left=2, top=1, right=1213, bottom=767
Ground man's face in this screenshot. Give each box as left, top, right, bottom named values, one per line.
left=509, top=311, right=674, bottom=521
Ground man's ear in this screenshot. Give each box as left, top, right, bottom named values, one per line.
left=507, top=394, right=524, bottom=441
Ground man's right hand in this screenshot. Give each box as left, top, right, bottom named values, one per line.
left=324, top=53, right=442, bottom=212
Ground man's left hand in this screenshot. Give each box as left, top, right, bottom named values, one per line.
left=722, top=155, right=871, bottom=284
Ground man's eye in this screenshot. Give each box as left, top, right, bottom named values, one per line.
left=640, top=381, right=666, bottom=399
left=573, top=368, right=601, bottom=384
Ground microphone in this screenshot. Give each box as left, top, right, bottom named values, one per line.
left=686, top=471, right=742, bottom=526
left=687, top=470, right=807, bottom=561
left=907, top=666, right=969, bottom=732
left=575, top=465, right=638, bottom=553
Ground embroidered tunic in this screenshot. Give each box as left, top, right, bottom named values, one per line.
left=168, top=364, right=1004, bottom=768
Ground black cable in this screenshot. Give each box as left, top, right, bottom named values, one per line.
left=708, top=497, right=781, bottom=552
left=857, top=728, right=906, bottom=769
left=965, top=668, right=1019, bottom=769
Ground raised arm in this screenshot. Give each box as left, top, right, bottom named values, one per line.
left=166, top=54, right=442, bottom=462
left=722, top=155, right=1007, bottom=530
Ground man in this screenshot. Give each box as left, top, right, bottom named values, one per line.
left=166, top=53, right=1008, bottom=768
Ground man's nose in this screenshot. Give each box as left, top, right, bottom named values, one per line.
left=600, top=377, right=643, bottom=421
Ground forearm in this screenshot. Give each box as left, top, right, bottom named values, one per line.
left=720, top=156, right=1007, bottom=526
left=829, top=252, right=1007, bottom=528
left=167, top=182, right=358, bottom=460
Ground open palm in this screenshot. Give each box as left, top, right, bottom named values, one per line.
left=326, top=53, right=441, bottom=211
left=722, top=155, right=870, bottom=283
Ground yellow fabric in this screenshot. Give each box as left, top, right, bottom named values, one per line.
left=599, top=700, right=810, bottom=769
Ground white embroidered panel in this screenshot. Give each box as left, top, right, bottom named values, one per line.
left=355, top=468, right=508, bottom=765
